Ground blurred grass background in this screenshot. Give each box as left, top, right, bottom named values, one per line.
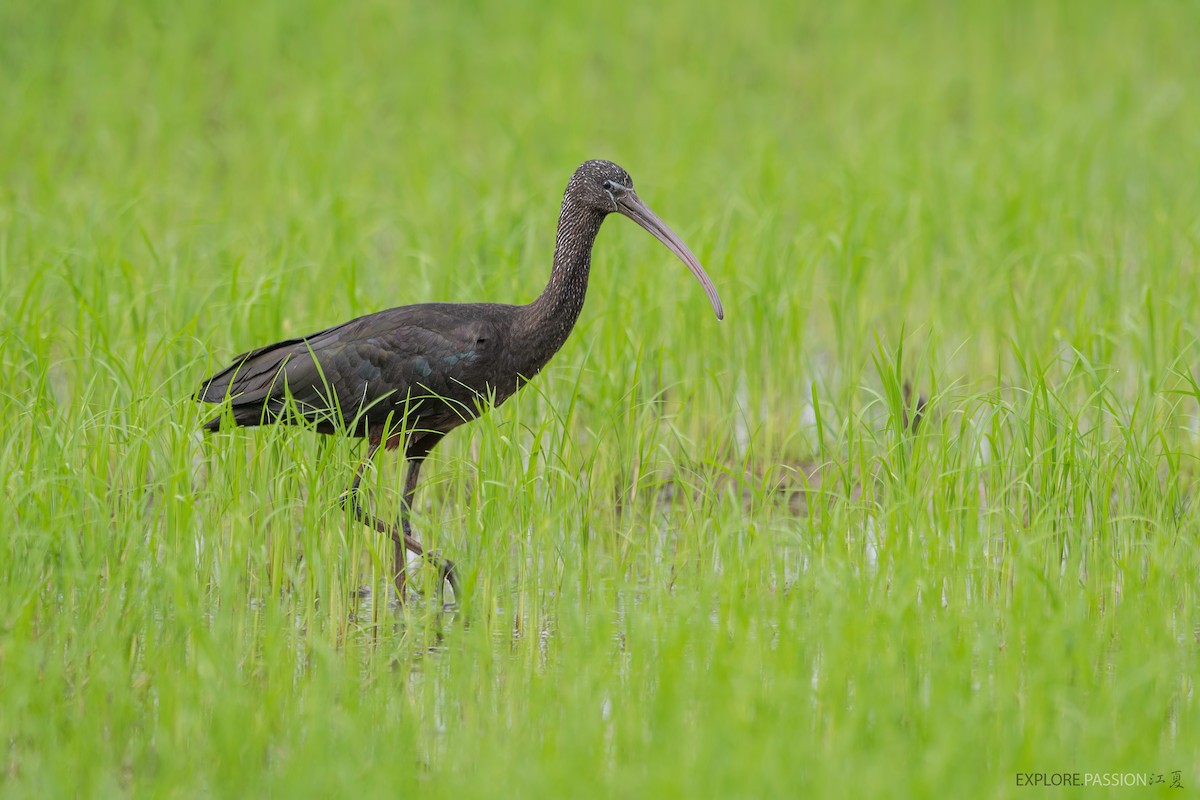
left=2, top=0, right=1199, bottom=796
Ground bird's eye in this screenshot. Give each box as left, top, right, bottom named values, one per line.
left=603, top=179, right=620, bottom=192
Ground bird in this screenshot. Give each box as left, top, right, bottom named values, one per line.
left=196, top=159, right=724, bottom=604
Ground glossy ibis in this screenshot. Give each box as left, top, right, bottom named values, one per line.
left=196, top=159, right=724, bottom=603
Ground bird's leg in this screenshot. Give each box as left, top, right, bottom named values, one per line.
left=341, top=440, right=410, bottom=599
left=399, top=455, right=460, bottom=601
left=340, top=434, right=459, bottom=603
left=340, top=440, right=378, bottom=517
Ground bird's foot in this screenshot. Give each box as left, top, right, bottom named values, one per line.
left=391, top=574, right=408, bottom=607
left=433, top=554, right=461, bottom=601
left=338, top=488, right=370, bottom=518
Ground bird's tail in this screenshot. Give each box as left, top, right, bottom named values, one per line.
left=195, top=353, right=279, bottom=431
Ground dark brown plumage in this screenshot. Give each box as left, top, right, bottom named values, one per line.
left=196, top=160, right=724, bottom=603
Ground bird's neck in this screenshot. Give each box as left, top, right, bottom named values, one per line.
left=520, top=195, right=606, bottom=364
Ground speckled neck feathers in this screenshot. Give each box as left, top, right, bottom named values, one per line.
left=519, top=188, right=607, bottom=369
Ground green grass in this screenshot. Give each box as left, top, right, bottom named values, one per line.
left=3, top=0, right=1199, bottom=795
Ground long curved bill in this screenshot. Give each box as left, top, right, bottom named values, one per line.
left=616, top=191, right=725, bottom=321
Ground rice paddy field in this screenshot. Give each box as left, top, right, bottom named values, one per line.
left=3, top=0, right=1199, bottom=796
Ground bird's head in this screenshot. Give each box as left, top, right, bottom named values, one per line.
left=569, top=159, right=636, bottom=211
left=569, top=159, right=724, bottom=321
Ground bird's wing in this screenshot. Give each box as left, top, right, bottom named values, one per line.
left=195, top=317, right=355, bottom=404
left=196, top=305, right=498, bottom=427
